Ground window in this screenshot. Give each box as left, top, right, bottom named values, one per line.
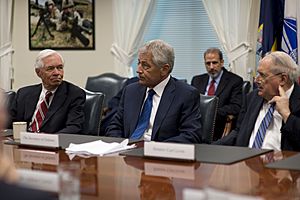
left=132, top=0, right=228, bottom=83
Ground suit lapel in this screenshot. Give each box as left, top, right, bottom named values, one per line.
left=25, top=85, right=42, bottom=120
left=215, top=69, right=228, bottom=96
left=41, top=82, right=67, bottom=127
left=151, top=78, right=176, bottom=140
left=289, top=84, right=300, bottom=113
left=129, top=86, right=147, bottom=134
left=199, top=75, right=209, bottom=94
left=240, top=94, right=264, bottom=145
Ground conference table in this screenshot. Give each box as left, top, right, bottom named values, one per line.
left=1, top=134, right=300, bottom=200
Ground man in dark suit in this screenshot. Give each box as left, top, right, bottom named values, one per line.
left=9, top=49, right=85, bottom=134
left=191, top=48, right=243, bottom=140
left=100, top=77, right=139, bottom=134
left=106, top=39, right=201, bottom=143
left=215, top=51, right=300, bottom=151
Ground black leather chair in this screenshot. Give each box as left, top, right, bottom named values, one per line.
left=85, top=73, right=128, bottom=107
left=200, top=94, right=219, bottom=144
left=242, top=80, right=251, bottom=107
left=82, top=89, right=105, bottom=136
left=5, top=91, right=16, bottom=111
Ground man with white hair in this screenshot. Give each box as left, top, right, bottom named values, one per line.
left=9, top=49, right=85, bottom=134
left=215, top=51, right=300, bottom=151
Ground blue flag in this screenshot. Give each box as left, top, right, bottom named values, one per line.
left=257, top=0, right=285, bottom=57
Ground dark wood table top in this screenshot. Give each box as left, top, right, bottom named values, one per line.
left=3, top=142, right=300, bottom=200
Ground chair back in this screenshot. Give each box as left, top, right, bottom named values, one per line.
left=200, top=94, right=219, bottom=143
left=85, top=73, right=128, bottom=107
left=5, top=91, right=16, bottom=111
left=82, top=89, right=105, bottom=136
left=242, top=81, right=251, bottom=106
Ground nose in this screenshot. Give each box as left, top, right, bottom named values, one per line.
left=208, top=63, right=215, bottom=70
left=136, top=64, right=143, bottom=74
left=254, top=76, right=261, bottom=85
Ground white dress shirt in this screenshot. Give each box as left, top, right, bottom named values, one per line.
left=143, top=75, right=171, bottom=141
left=248, top=84, right=294, bottom=151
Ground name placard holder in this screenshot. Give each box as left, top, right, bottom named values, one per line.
left=17, top=169, right=59, bottom=192
left=20, top=132, right=59, bottom=148
left=20, top=149, right=59, bottom=165
left=145, top=162, right=195, bottom=180
left=144, top=141, right=195, bottom=161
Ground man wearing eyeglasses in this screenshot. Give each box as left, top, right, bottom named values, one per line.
left=191, top=48, right=243, bottom=141
left=215, top=51, right=300, bottom=151
left=9, top=49, right=85, bottom=134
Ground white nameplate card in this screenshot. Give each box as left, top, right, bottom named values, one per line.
left=20, top=132, right=59, bottom=148
left=145, top=162, right=195, bottom=180
left=17, top=169, right=59, bottom=192
left=144, top=141, right=195, bottom=161
left=20, top=149, right=59, bottom=165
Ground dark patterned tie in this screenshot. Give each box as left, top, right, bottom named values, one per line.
left=252, top=104, right=275, bottom=149
left=207, top=79, right=215, bottom=96
left=130, top=89, right=155, bottom=140
left=30, top=91, right=52, bottom=132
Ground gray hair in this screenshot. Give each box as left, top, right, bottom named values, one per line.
left=263, top=51, right=300, bottom=83
left=204, top=48, right=223, bottom=60
left=34, top=49, right=64, bottom=69
left=139, top=39, right=175, bottom=72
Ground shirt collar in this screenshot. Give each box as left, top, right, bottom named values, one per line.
left=42, top=85, right=57, bottom=96
left=209, top=68, right=224, bottom=85
left=148, top=75, right=171, bottom=97
left=286, top=83, right=294, bottom=99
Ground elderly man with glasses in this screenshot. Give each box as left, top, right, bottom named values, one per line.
left=215, top=51, right=300, bottom=152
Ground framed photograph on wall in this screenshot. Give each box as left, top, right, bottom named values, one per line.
left=29, top=0, right=95, bottom=50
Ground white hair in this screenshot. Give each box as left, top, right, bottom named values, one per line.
left=34, top=49, right=64, bottom=69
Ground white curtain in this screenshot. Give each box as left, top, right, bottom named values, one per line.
left=111, top=0, right=156, bottom=77
left=0, top=0, right=14, bottom=90
left=202, top=0, right=261, bottom=81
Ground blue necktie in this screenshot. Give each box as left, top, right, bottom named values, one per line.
left=130, top=89, right=155, bottom=140
left=252, top=104, right=275, bottom=149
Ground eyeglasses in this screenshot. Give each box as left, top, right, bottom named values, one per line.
left=205, top=61, right=219, bottom=65
left=255, top=72, right=283, bottom=82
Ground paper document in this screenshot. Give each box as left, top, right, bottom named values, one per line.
left=65, top=139, right=136, bottom=157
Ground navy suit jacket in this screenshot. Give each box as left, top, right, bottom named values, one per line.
left=0, top=181, right=56, bottom=200
left=106, top=77, right=202, bottom=143
left=215, top=84, right=300, bottom=151
left=191, top=68, right=243, bottom=138
left=9, top=81, right=85, bottom=134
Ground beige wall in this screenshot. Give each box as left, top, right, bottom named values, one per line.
left=12, top=0, right=115, bottom=90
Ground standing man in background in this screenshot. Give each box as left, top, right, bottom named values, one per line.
left=191, top=48, right=243, bottom=140
left=106, top=39, right=202, bottom=143
left=9, top=49, right=85, bottom=134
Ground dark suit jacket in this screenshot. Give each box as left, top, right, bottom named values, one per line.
left=191, top=68, right=243, bottom=139
left=9, top=81, right=85, bottom=134
left=215, top=84, right=300, bottom=151
left=105, top=77, right=202, bottom=143
left=0, top=181, right=56, bottom=200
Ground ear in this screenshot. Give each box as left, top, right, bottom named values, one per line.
left=160, top=64, right=171, bottom=76
left=279, top=73, right=289, bottom=86
left=220, top=59, right=224, bottom=66
left=35, top=68, right=41, bottom=78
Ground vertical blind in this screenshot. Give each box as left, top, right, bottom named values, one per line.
left=132, top=0, right=228, bottom=83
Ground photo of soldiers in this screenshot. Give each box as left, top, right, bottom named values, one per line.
left=29, top=0, right=94, bottom=50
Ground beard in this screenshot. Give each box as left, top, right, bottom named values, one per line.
left=208, top=70, right=221, bottom=79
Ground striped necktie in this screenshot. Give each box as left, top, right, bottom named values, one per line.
left=252, top=104, right=275, bottom=149
left=30, top=91, right=52, bottom=132
left=130, top=89, right=155, bottom=140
